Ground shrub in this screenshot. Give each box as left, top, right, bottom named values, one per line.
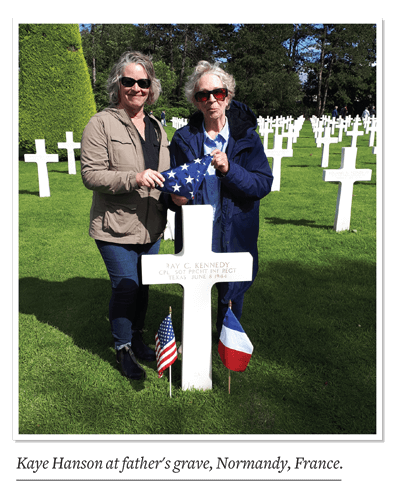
left=19, top=24, right=97, bottom=160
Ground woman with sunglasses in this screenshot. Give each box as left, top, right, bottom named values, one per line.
left=81, top=52, right=169, bottom=380
left=169, top=60, right=273, bottom=336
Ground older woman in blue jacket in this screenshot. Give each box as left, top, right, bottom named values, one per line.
left=169, top=61, right=273, bottom=335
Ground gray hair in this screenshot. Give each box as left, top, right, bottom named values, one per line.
left=106, top=51, right=162, bottom=106
left=184, top=61, right=235, bottom=108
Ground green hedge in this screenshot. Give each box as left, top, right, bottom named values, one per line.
left=19, top=24, right=97, bottom=160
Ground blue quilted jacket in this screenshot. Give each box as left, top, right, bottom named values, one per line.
left=169, top=100, right=273, bottom=301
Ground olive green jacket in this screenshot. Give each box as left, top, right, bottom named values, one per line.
left=81, top=108, right=170, bottom=245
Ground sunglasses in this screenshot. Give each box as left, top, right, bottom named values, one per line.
left=120, top=77, right=151, bottom=89
left=194, top=88, right=228, bottom=103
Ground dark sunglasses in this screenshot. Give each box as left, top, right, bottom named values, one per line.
left=120, top=77, right=151, bottom=89
left=194, top=88, right=228, bottom=102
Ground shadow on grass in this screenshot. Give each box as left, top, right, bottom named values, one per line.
left=264, top=216, right=332, bottom=230
left=238, top=257, right=377, bottom=434
left=19, top=190, right=39, bottom=196
left=19, top=253, right=377, bottom=434
left=19, top=276, right=184, bottom=390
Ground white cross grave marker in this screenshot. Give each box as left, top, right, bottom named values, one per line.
left=318, top=125, right=339, bottom=168
left=24, top=139, right=59, bottom=197
left=141, top=205, right=253, bottom=390
left=346, top=119, right=364, bottom=147
left=314, top=120, right=325, bottom=145
left=57, top=131, right=81, bottom=175
left=282, top=123, right=296, bottom=151
left=335, top=118, right=346, bottom=142
left=264, top=131, right=293, bottom=192
left=368, top=118, right=377, bottom=147
left=323, top=147, right=372, bottom=232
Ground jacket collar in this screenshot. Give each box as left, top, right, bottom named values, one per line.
left=103, top=107, right=163, bottom=142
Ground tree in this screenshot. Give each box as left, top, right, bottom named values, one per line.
left=301, top=24, right=376, bottom=117
left=226, top=24, right=303, bottom=116
left=19, top=24, right=97, bottom=159
left=80, top=23, right=142, bottom=111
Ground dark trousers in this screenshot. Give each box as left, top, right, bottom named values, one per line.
left=95, top=239, right=161, bottom=350
left=216, top=283, right=245, bottom=335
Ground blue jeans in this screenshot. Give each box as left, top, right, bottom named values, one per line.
left=95, top=239, right=161, bottom=350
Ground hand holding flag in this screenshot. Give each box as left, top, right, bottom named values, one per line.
left=156, top=155, right=212, bottom=200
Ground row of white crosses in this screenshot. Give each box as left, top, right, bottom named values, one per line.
left=260, top=115, right=305, bottom=192
left=259, top=114, right=373, bottom=232
left=24, top=133, right=81, bottom=197
left=309, top=115, right=374, bottom=231
left=312, top=114, right=377, bottom=150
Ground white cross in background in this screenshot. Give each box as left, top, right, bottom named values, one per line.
left=323, top=147, right=372, bottom=231
left=317, top=125, right=339, bottom=168
left=264, top=131, right=293, bottom=192
left=57, top=131, right=81, bottom=175
left=346, top=119, right=364, bottom=147
left=24, top=139, right=59, bottom=197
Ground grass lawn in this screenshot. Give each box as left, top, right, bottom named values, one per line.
left=18, top=120, right=377, bottom=435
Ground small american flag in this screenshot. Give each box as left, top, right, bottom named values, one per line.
left=155, top=313, right=178, bottom=378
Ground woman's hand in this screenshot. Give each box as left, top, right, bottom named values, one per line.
left=136, top=169, right=165, bottom=188
left=171, top=194, right=188, bottom=206
left=211, top=149, right=229, bottom=175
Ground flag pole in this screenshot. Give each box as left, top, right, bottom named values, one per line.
left=228, top=300, right=232, bottom=394
left=169, top=306, right=172, bottom=398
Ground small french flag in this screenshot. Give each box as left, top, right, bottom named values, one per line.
left=218, top=307, right=253, bottom=372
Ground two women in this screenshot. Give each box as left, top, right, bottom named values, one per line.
left=82, top=53, right=273, bottom=380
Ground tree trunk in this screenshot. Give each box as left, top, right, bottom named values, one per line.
left=317, top=25, right=327, bottom=117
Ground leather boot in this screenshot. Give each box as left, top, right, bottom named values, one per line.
left=131, top=330, right=156, bottom=362
left=116, top=345, right=146, bottom=380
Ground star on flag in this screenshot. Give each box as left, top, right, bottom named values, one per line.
left=156, top=155, right=212, bottom=199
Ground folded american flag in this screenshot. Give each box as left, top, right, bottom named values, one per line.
left=156, top=155, right=212, bottom=199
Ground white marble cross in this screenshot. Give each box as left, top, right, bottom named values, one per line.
left=368, top=118, right=377, bottom=147
left=314, top=121, right=325, bottom=144
left=282, top=123, right=296, bottom=151
left=323, top=147, right=372, bottom=231
left=57, top=131, right=81, bottom=175
left=346, top=119, right=364, bottom=147
left=264, top=131, right=293, bottom=191
left=141, top=205, right=253, bottom=390
left=24, top=139, right=59, bottom=197
left=318, top=126, right=339, bottom=168
left=335, top=118, right=347, bottom=142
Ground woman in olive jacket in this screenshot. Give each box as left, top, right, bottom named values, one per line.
left=81, top=52, right=169, bottom=380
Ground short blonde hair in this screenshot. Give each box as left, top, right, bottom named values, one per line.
left=185, top=61, right=235, bottom=109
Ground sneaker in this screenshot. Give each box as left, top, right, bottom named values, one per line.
left=116, top=345, right=146, bottom=380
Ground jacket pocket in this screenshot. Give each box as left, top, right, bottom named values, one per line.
left=103, top=199, right=138, bottom=236
left=110, top=136, right=134, bottom=167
